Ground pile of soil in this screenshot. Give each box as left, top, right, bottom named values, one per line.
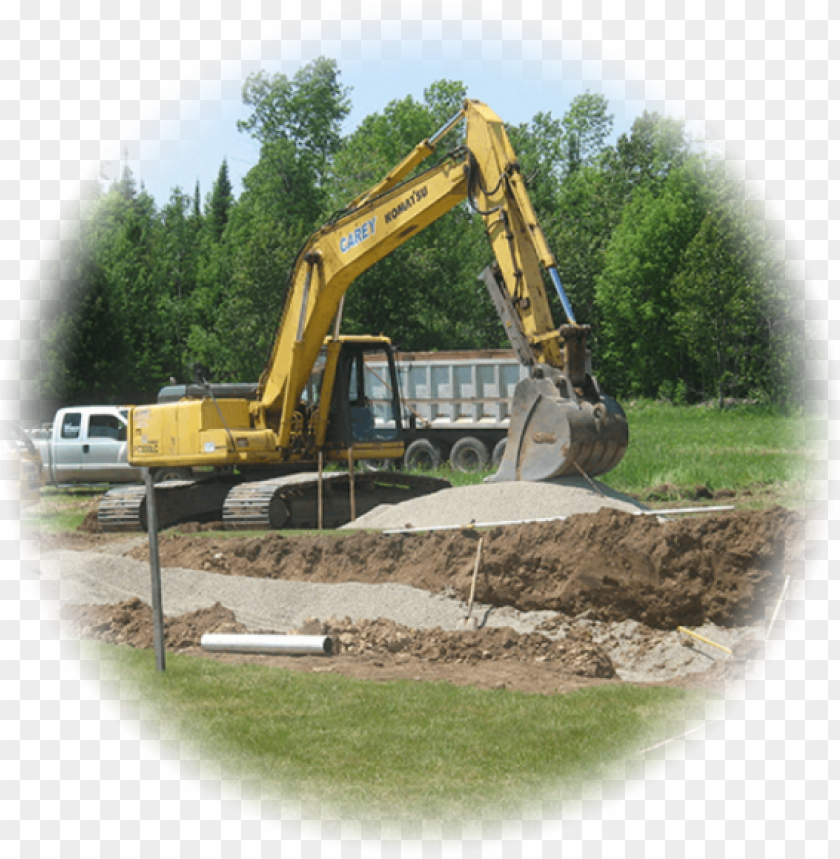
left=309, top=616, right=616, bottom=678
left=57, top=501, right=806, bottom=695
left=62, top=598, right=248, bottom=650
left=129, top=506, right=804, bottom=630
left=62, top=601, right=616, bottom=679
left=61, top=596, right=755, bottom=695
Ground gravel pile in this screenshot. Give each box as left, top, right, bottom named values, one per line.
left=342, top=477, right=646, bottom=531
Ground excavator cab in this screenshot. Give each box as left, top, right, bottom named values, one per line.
left=313, top=336, right=405, bottom=463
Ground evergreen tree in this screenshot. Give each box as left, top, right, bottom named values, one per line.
left=205, top=160, right=234, bottom=242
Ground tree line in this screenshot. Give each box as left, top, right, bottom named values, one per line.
left=39, top=57, right=804, bottom=419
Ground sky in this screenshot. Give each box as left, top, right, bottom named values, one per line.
left=117, top=53, right=645, bottom=208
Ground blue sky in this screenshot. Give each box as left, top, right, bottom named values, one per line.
left=121, top=53, right=643, bottom=208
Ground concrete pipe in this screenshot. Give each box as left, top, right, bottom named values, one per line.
left=201, top=634, right=334, bottom=655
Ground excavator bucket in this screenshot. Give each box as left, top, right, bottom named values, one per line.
left=490, top=374, right=629, bottom=483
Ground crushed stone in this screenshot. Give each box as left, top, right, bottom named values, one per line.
left=341, top=477, right=646, bottom=531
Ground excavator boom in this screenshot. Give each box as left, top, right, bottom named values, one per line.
left=119, top=98, right=627, bottom=533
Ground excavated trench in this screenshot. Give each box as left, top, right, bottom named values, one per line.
left=60, top=502, right=806, bottom=695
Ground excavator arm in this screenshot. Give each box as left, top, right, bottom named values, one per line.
left=257, top=99, right=627, bottom=479
left=129, top=99, right=627, bottom=482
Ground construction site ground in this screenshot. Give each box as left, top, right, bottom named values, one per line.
left=48, top=482, right=809, bottom=697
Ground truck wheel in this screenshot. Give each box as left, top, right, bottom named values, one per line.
left=491, top=438, right=508, bottom=469
left=358, top=458, right=395, bottom=473
left=152, top=467, right=192, bottom=483
left=404, top=439, right=444, bottom=471
left=449, top=437, right=490, bottom=472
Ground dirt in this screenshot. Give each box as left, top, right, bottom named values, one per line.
left=61, top=600, right=625, bottom=695
left=54, top=504, right=806, bottom=696
left=125, top=506, right=802, bottom=629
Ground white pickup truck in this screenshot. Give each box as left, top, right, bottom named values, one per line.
left=31, top=406, right=145, bottom=485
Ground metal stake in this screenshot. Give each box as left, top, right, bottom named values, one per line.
left=144, top=468, right=166, bottom=672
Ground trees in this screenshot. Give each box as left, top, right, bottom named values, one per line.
left=40, top=175, right=175, bottom=407
left=44, top=60, right=802, bottom=411
left=595, top=160, right=711, bottom=398
left=673, top=174, right=802, bottom=406
left=205, top=160, right=234, bottom=242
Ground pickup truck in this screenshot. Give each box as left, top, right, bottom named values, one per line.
left=31, top=406, right=146, bottom=485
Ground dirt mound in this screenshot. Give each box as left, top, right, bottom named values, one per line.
left=62, top=598, right=248, bottom=649
left=302, top=616, right=616, bottom=678
left=343, top=478, right=645, bottom=530
left=78, top=508, right=103, bottom=533
left=131, top=507, right=803, bottom=630
left=62, top=599, right=620, bottom=693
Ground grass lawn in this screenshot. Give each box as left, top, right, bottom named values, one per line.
left=86, top=640, right=715, bottom=820
left=600, top=401, right=820, bottom=505
left=418, top=401, right=820, bottom=508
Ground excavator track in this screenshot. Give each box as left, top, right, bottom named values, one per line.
left=97, top=484, right=149, bottom=532
left=222, top=471, right=450, bottom=530
left=98, top=480, right=235, bottom=533
left=98, top=472, right=450, bottom=533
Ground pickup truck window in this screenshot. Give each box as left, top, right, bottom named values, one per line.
left=89, top=414, right=126, bottom=441
left=61, top=413, right=82, bottom=439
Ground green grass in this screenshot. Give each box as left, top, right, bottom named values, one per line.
left=417, top=401, right=819, bottom=507
left=85, top=640, right=714, bottom=819
left=601, top=401, right=819, bottom=504
left=25, top=485, right=102, bottom=532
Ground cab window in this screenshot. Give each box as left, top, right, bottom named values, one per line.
left=88, top=414, right=125, bottom=441
left=61, top=413, right=82, bottom=439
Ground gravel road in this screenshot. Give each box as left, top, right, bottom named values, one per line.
left=47, top=547, right=557, bottom=636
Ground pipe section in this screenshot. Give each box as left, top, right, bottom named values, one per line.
left=201, top=634, right=333, bottom=656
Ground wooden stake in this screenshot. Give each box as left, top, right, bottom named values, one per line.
left=349, top=446, right=356, bottom=522
left=318, top=450, right=324, bottom=531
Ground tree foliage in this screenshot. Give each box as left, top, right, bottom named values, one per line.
left=39, top=59, right=803, bottom=415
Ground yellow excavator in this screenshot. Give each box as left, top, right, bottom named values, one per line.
left=99, top=99, right=628, bottom=531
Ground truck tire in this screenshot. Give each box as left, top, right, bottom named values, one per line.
left=404, top=439, right=444, bottom=471
left=449, top=437, right=490, bottom=472
left=152, top=467, right=192, bottom=483
left=491, top=438, right=507, bottom=469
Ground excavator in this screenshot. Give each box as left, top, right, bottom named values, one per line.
left=98, top=99, right=628, bottom=532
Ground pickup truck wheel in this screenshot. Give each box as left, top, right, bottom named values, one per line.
left=449, top=437, right=490, bottom=472
left=404, top=439, right=444, bottom=471
left=491, top=438, right=508, bottom=469
left=152, top=467, right=192, bottom=483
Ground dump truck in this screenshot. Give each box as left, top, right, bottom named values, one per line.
left=367, top=349, right=527, bottom=472
left=99, top=99, right=628, bottom=531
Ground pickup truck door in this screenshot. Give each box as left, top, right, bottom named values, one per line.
left=83, top=412, right=142, bottom=483
left=52, top=411, right=86, bottom=482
